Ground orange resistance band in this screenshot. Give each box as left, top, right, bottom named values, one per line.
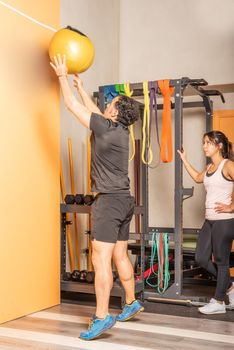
left=158, top=80, right=174, bottom=163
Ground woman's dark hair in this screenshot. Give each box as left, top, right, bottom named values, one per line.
left=115, top=95, right=140, bottom=127
left=203, top=130, right=233, bottom=160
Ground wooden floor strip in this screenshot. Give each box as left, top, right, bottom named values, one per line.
left=0, top=336, right=86, bottom=350
left=1, top=303, right=234, bottom=350
left=28, top=311, right=234, bottom=345
left=0, top=328, right=148, bottom=350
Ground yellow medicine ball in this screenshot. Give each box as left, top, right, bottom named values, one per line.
left=49, top=26, right=95, bottom=74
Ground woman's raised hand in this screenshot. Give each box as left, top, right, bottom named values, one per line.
left=177, top=148, right=187, bottom=162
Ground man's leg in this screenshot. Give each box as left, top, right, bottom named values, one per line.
left=113, top=240, right=144, bottom=321
left=79, top=193, right=118, bottom=340
left=112, top=240, right=135, bottom=304
left=92, top=239, right=115, bottom=318
left=79, top=239, right=116, bottom=340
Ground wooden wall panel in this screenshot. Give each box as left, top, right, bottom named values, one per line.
left=0, top=0, right=60, bottom=323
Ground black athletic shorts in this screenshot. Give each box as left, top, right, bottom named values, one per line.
left=91, top=193, right=135, bottom=243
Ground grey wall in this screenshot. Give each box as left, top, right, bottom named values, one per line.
left=119, top=0, right=234, bottom=228
left=119, top=0, right=234, bottom=84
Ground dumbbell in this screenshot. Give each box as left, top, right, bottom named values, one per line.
left=82, top=271, right=116, bottom=283
left=62, top=272, right=72, bottom=281
left=75, top=194, right=85, bottom=205
left=79, top=270, right=88, bottom=282
left=65, top=194, right=86, bottom=205
left=69, top=270, right=116, bottom=284
left=71, top=270, right=90, bottom=283
left=70, top=270, right=93, bottom=283
left=64, top=194, right=75, bottom=204
left=86, top=271, right=95, bottom=283
left=84, top=195, right=95, bottom=205
left=71, top=269, right=81, bottom=281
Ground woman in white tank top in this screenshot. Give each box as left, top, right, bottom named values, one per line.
left=178, top=130, right=234, bottom=315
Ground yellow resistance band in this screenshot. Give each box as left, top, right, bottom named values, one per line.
left=141, top=81, right=153, bottom=165
left=124, top=83, right=135, bottom=161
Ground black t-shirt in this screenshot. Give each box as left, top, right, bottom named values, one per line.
left=89, top=113, right=130, bottom=193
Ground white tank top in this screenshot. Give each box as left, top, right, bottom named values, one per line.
left=204, top=159, right=234, bottom=220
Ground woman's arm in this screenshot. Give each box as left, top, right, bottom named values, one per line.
left=177, top=149, right=205, bottom=183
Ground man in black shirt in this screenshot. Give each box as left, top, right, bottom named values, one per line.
left=50, top=54, right=144, bottom=340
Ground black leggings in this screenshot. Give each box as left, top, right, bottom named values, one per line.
left=195, top=218, right=234, bottom=301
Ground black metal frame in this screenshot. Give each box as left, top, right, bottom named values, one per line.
left=60, top=77, right=225, bottom=305
left=94, top=77, right=222, bottom=303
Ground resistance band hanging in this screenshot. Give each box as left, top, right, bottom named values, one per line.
left=146, top=231, right=170, bottom=294
left=123, top=83, right=135, bottom=161
left=148, top=81, right=161, bottom=168
left=141, top=81, right=153, bottom=165
left=149, top=81, right=160, bottom=147
left=103, top=85, right=118, bottom=104
left=158, top=80, right=174, bottom=163
left=115, top=83, right=125, bottom=95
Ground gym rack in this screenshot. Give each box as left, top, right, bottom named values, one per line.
left=60, top=78, right=233, bottom=306
left=94, top=77, right=226, bottom=305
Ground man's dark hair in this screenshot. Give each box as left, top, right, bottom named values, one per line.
left=115, top=95, right=140, bottom=127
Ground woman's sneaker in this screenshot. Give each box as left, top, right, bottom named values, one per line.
left=116, top=300, right=144, bottom=322
left=79, top=314, right=115, bottom=340
left=227, top=282, right=234, bottom=306
left=198, top=298, right=226, bottom=314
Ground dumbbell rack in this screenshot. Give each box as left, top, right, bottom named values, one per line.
left=60, top=204, right=146, bottom=303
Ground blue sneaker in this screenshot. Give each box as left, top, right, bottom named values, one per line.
left=116, top=300, right=144, bottom=322
left=79, top=314, right=116, bottom=340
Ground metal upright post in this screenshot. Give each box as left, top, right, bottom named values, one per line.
left=141, top=160, right=148, bottom=300
left=98, top=88, right=106, bottom=113
left=202, top=95, right=213, bottom=166
left=61, top=213, right=67, bottom=278
left=173, top=79, right=183, bottom=297
left=203, top=96, right=213, bottom=132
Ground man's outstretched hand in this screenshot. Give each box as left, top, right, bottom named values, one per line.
left=50, top=54, right=68, bottom=77
left=73, top=74, right=84, bottom=92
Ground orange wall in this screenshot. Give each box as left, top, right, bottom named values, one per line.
left=213, top=110, right=234, bottom=275
left=0, top=0, right=60, bottom=323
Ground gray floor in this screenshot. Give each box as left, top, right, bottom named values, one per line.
left=62, top=284, right=234, bottom=323
left=0, top=302, right=233, bottom=350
